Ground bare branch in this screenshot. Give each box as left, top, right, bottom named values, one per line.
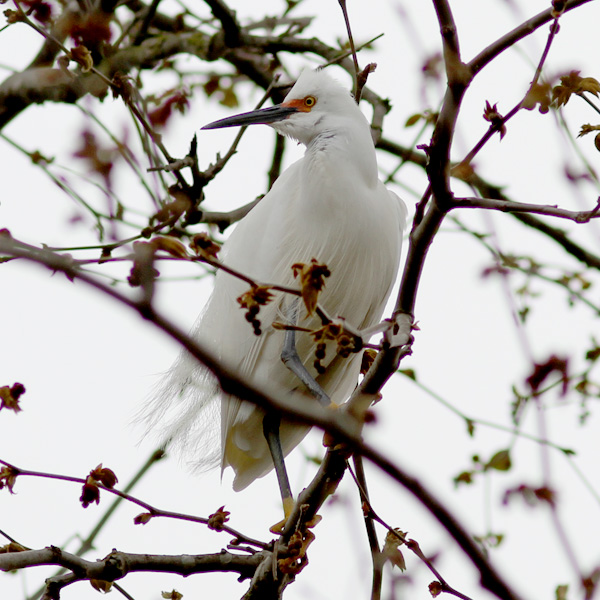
left=453, top=195, right=600, bottom=222
left=0, top=234, right=522, bottom=600
left=204, top=0, right=242, bottom=47
left=337, top=0, right=360, bottom=90
left=349, top=470, right=475, bottom=600
left=0, top=457, right=269, bottom=549
left=377, top=138, right=600, bottom=271
left=469, top=0, right=595, bottom=76
left=0, top=546, right=266, bottom=581
left=350, top=456, right=383, bottom=600
left=460, top=14, right=562, bottom=168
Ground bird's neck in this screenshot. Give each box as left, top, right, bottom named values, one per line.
left=304, top=126, right=378, bottom=187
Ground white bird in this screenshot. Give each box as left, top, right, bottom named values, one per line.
left=143, top=68, right=406, bottom=510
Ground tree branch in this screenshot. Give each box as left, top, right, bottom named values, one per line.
left=205, top=0, right=242, bottom=47
left=0, top=234, right=522, bottom=600
left=469, top=0, right=594, bottom=75
left=453, top=195, right=600, bottom=222
left=0, top=546, right=266, bottom=581
left=377, top=138, right=600, bottom=271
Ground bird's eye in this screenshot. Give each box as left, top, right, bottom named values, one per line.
left=304, top=96, right=316, bottom=108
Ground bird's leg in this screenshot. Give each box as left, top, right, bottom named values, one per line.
left=263, top=412, right=295, bottom=530
left=281, top=299, right=330, bottom=407
left=268, top=301, right=331, bottom=533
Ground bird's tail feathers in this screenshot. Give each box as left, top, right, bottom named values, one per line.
left=134, top=351, right=221, bottom=473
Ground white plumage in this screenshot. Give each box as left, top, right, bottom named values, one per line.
left=143, top=69, right=407, bottom=492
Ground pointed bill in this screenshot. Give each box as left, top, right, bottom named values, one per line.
left=202, top=105, right=298, bottom=130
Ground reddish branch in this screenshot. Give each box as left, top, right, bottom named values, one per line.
left=0, top=458, right=268, bottom=549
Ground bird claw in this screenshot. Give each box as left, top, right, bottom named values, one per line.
left=269, top=518, right=287, bottom=535
left=269, top=496, right=296, bottom=534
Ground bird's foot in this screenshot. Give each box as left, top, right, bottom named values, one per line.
left=269, top=496, right=296, bottom=534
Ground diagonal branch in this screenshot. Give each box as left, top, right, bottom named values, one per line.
left=0, top=234, right=523, bottom=600
left=469, top=0, right=594, bottom=75
left=204, top=0, right=242, bottom=47
left=460, top=14, right=563, bottom=169
left=453, top=195, right=600, bottom=222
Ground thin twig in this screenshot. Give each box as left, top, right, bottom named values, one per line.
left=0, top=458, right=268, bottom=550
left=350, top=456, right=383, bottom=600
left=469, top=0, right=593, bottom=76
left=459, top=16, right=562, bottom=168
left=337, top=0, right=360, bottom=89
left=453, top=195, right=600, bottom=222
left=27, top=450, right=165, bottom=600
left=347, top=464, right=474, bottom=600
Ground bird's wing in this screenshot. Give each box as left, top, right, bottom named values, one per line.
left=135, top=165, right=302, bottom=471
left=219, top=168, right=409, bottom=488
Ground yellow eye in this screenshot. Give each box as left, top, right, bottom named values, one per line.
left=304, top=96, right=316, bottom=108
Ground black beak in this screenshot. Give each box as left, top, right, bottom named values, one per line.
left=202, top=105, right=298, bottom=130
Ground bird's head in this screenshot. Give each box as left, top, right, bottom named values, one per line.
left=202, top=69, right=365, bottom=146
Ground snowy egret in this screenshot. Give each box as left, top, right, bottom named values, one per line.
left=144, top=69, right=406, bottom=511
